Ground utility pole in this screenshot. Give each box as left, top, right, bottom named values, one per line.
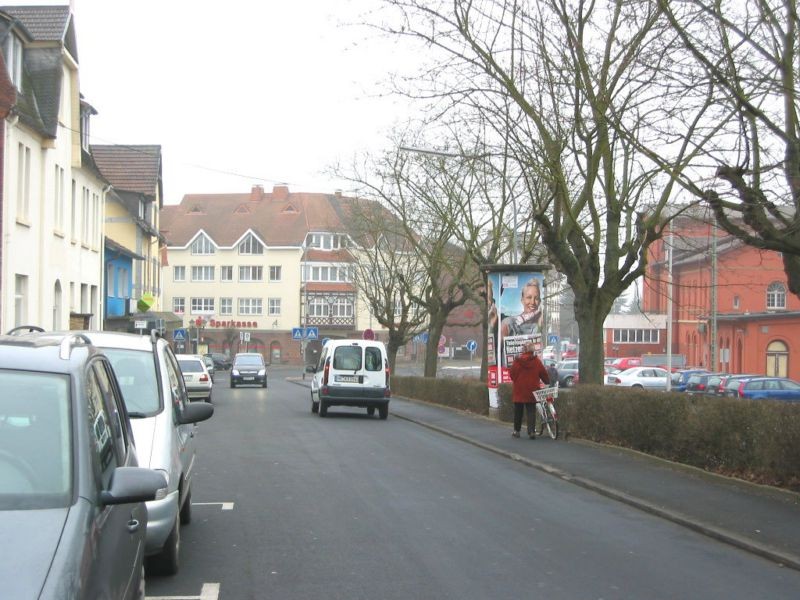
left=666, top=229, right=673, bottom=390
left=710, top=221, right=718, bottom=371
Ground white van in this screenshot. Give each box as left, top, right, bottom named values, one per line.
left=308, top=339, right=391, bottom=419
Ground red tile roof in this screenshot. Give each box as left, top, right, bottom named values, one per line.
left=91, top=145, right=162, bottom=197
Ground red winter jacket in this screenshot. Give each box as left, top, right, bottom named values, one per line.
left=510, top=352, right=550, bottom=403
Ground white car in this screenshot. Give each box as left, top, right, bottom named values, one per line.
left=176, top=354, right=214, bottom=402
left=606, top=367, right=670, bottom=390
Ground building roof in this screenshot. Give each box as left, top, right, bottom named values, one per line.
left=160, top=185, right=362, bottom=248
left=91, top=145, right=162, bottom=198
left=1, top=5, right=71, bottom=41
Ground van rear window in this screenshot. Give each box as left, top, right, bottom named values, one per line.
left=365, top=347, right=382, bottom=371
left=333, top=347, right=362, bottom=370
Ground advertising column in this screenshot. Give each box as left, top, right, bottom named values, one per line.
left=486, top=266, right=548, bottom=408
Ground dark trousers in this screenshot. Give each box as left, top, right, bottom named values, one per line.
left=513, top=402, right=536, bottom=433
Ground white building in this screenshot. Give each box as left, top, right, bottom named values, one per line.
left=1, top=6, right=106, bottom=331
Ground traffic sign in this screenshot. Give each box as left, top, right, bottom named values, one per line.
left=173, top=328, right=187, bottom=341
left=466, top=339, right=478, bottom=352
left=239, top=331, right=251, bottom=342
left=363, top=328, right=375, bottom=340
left=134, top=320, right=148, bottom=330
left=305, top=327, right=319, bottom=340
left=419, top=332, right=429, bottom=344
left=292, top=327, right=304, bottom=340
left=548, top=334, right=559, bottom=346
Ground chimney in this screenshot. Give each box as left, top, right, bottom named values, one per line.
left=249, top=185, right=264, bottom=202
left=334, top=189, right=343, bottom=198
left=272, top=183, right=289, bottom=201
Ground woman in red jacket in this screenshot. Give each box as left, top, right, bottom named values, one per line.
left=509, top=341, right=550, bottom=438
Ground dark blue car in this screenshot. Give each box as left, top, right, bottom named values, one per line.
left=733, top=377, right=800, bottom=402
left=670, top=369, right=710, bottom=392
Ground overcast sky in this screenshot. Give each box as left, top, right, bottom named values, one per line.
left=13, top=0, right=415, bottom=203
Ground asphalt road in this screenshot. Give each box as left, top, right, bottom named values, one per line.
left=145, top=367, right=800, bottom=600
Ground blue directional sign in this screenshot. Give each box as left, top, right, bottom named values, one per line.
left=419, top=332, right=429, bottom=344
left=173, top=328, right=187, bottom=341
left=305, top=327, right=319, bottom=340
left=466, top=339, right=478, bottom=352
left=292, top=327, right=304, bottom=340
left=548, top=334, right=559, bottom=346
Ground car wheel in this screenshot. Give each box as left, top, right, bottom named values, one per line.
left=367, top=407, right=376, bottom=416
left=378, top=404, right=388, bottom=420
left=319, top=400, right=328, bottom=417
left=230, top=380, right=236, bottom=388
left=564, top=376, right=574, bottom=387
left=147, top=516, right=180, bottom=576
left=262, top=379, right=267, bottom=388
left=180, top=487, right=192, bottom=525
left=206, top=392, right=213, bottom=404
left=135, top=563, right=146, bottom=600
left=633, top=384, right=644, bottom=389
left=311, top=392, right=319, bottom=413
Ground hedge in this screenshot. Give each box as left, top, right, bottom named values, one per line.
left=391, top=376, right=800, bottom=491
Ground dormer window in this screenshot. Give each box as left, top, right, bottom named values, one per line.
left=238, top=233, right=264, bottom=255
left=191, top=234, right=215, bottom=255
left=5, top=32, right=23, bottom=88
left=307, top=233, right=349, bottom=250
left=766, top=282, right=787, bottom=310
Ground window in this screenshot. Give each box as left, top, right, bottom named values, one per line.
left=70, top=180, right=77, bottom=242
left=766, top=282, right=787, bottom=310
left=220, top=297, right=232, bottom=315
left=268, top=298, right=281, bottom=315
left=239, top=266, right=263, bottom=282
left=733, top=295, right=740, bottom=310
left=173, top=297, right=185, bottom=313
left=190, top=297, right=215, bottom=313
left=81, top=187, right=90, bottom=243
left=220, top=266, right=233, bottom=282
left=365, top=347, right=382, bottom=371
left=191, top=266, right=215, bottom=281
left=173, top=266, right=185, bottom=282
left=16, top=143, right=30, bottom=220
left=238, top=298, right=263, bottom=315
left=307, top=233, right=348, bottom=250
left=612, top=329, right=659, bottom=344
left=86, top=366, right=122, bottom=485
left=269, top=266, right=282, bottom=282
left=54, top=165, right=65, bottom=231
left=332, top=297, right=353, bottom=317
left=238, top=234, right=264, bottom=255
left=14, top=274, right=28, bottom=327
left=5, top=32, right=22, bottom=88
left=191, top=235, right=215, bottom=255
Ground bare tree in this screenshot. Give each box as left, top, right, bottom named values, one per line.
left=371, top=0, right=712, bottom=383
left=659, top=0, right=800, bottom=295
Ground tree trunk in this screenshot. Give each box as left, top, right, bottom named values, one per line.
left=573, top=291, right=613, bottom=385
left=386, top=330, right=404, bottom=373
left=424, top=318, right=447, bottom=377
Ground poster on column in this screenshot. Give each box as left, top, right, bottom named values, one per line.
left=485, top=266, right=547, bottom=408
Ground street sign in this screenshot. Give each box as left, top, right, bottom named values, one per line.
left=363, top=328, right=375, bottom=340
left=173, top=328, right=187, bottom=341
left=419, top=332, right=429, bottom=344
left=305, top=327, right=319, bottom=340
left=239, top=331, right=251, bottom=342
left=548, top=334, right=559, bottom=346
left=466, top=339, right=478, bottom=352
left=134, top=320, right=147, bottom=330
left=292, top=327, right=304, bottom=340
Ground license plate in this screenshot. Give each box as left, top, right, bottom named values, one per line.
left=336, top=374, right=360, bottom=383
left=243, top=376, right=254, bottom=381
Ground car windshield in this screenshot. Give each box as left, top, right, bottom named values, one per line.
left=103, top=348, right=161, bottom=415
left=179, top=359, right=205, bottom=373
left=235, top=355, right=264, bottom=367
left=0, top=370, right=72, bottom=509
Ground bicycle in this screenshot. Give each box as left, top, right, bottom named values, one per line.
left=532, top=383, right=559, bottom=440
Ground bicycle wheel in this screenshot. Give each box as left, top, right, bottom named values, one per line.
left=542, top=400, right=559, bottom=440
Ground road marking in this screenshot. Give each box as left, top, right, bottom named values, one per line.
left=148, top=582, right=220, bottom=600
left=192, top=502, right=235, bottom=510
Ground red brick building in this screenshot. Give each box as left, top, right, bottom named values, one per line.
left=643, top=214, right=800, bottom=379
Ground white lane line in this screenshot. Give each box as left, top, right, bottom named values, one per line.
left=192, top=502, right=235, bottom=510
left=148, top=582, right=220, bottom=600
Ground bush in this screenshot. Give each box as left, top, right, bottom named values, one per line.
left=392, top=376, right=800, bottom=491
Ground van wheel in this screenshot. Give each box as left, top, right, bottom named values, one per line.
left=367, top=407, right=375, bottom=416
left=311, top=392, right=319, bottom=413
left=180, top=487, right=192, bottom=525
left=319, top=401, right=328, bottom=417
left=147, top=516, right=179, bottom=575
left=378, top=405, right=388, bottom=420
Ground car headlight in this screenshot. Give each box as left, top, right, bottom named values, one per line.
left=258, top=369, right=266, bottom=376
left=153, top=468, right=170, bottom=500
left=232, top=369, right=240, bottom=376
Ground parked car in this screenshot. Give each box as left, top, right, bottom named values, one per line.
left=609, top=356, right=643, bottom=371
left=556, top=359, right=579, bottom=387
left=71, top=330, right=214, bottom=575
left=733, top=377, right=800, bottom=402
left=177, top=354, right=214, bottom=402
left=202, top=355, right=215, bottom=381
left=308, top=339, right=391, bottom=418
left=670, top=368, right=710, bottom=392
left=205, top=352, right=231, bottom=370
left=230, top=352, right=268, bottom=388
left=0, top=330, right=166, bottom=599
left=720, top=374, right=761, bottom=397
left=685, top=372, right=726, bottom=394
left=606, top=366, right=670, bottom=390
left=541, top=346, right=556, bottom=360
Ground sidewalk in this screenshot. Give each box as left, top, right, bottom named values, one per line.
left=286, top=374, right=800, bottom=570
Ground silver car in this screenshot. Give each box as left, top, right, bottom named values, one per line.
left=80, top=331, right=214, bottom=575
left=177, top=354, right=214, bottom=402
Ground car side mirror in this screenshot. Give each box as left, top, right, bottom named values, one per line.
left=179, top=401, right=214, bottom=424
left=305, top=365, right=317, bottom=373
left=100, top=467, right=167, bottom=505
